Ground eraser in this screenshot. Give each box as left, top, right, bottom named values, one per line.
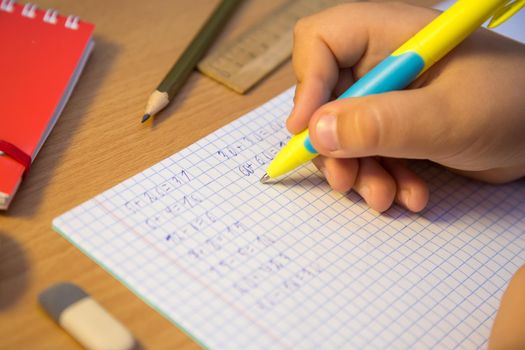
left=39, top=282, right=136, bottom=350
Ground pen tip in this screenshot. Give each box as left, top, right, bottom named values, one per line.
left=141, top=114, right=151, bottom=123
left=260, top=173, right=271, bottom=184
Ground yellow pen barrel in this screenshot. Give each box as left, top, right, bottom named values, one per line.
left=266, top=129, right=317, bottom=179
left=394, top=0, right=506, bottom=71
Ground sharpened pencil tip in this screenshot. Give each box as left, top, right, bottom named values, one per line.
left=260, top=173, right=271, bottom=184
left=141, top=114, right=151, bottom=123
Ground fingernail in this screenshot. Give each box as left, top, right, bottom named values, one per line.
left=316, top=115, right=339, bottom=151
left=358, top=185, right=370, bottom=200
left=400, top=189, right=411, bottom=208
left=319, top=166, right=329, bottom=180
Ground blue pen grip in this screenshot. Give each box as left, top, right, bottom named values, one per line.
left=339, top=51, right=425, bottom=98
left=304, top=51, right=425, bottom=152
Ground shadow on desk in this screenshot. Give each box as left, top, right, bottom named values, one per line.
left=5, top=37, right=120, bottom=217
left=0, top=232, right=29, bottom=310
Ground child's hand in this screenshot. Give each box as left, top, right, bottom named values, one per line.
left=489, top=264, right=525, bottom=349
left=288, top=2, right=525, bottom=212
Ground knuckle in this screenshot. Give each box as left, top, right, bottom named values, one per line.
left=293, top=16, right=314, bottom=39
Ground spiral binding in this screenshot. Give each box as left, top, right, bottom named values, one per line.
left=43, top=8, right=57, bottom=24
left=0, top=0, right=14, bottom=12
left=21, top=2, right=35, bottom=18
left=65, top=15, right=79, bottom=30
left=0, top=0, right=81, bottom=30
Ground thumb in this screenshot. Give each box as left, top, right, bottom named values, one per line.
left=308, top=88, right=449, bottom=160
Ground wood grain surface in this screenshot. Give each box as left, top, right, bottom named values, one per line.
left=0, top=1, right=438, bottom=348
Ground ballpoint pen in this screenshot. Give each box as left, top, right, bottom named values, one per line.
left=261, top=0, right=525, bottom=183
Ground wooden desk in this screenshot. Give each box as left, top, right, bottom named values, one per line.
left=0, top=0, right=437, bottom=348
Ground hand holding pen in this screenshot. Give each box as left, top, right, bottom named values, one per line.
left=263, top=1, right=525, bottom=213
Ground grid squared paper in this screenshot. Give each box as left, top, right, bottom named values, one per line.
left=53, top=88, right=525, bottom=350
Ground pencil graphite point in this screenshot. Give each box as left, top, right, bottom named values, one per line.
left=260, top=173, right=271, bottom=184
left=142, top=91, right=170, bottom=124
left=141, top=114, right=151, bottom=123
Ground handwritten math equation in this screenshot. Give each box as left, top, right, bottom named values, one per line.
left=122, top=117, right=323, bottom=311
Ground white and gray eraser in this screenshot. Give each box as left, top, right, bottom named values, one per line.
left=39, top=282, right=137, bottom=350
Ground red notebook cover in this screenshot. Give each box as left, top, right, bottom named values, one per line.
left=0, top=1, right=94, bottom=209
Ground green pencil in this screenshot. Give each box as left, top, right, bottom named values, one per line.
left=142, top=0, right=242, bottom=123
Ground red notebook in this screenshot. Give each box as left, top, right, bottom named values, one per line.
left=0, top=1, right=94, bottom=209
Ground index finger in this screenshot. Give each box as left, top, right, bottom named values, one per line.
left=287, top=2, right=435, bottom=134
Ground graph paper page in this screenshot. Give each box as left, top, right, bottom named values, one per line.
left=53, top=88, right=525, bottom=349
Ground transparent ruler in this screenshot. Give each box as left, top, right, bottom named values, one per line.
left=198, top=0, right=350, bottom=93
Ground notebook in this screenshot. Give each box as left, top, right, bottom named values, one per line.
left=0, top=0, right=95, bottom=210
left=53, top=87, right=525, bottom=349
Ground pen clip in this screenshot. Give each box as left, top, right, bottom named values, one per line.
left=488, top=0, right=525, bottom=28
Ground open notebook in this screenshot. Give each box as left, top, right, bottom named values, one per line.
left=53, top=88, right=525, bottom=349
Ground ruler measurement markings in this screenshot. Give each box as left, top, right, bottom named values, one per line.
left=198, top=0, right=352, bottom=93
